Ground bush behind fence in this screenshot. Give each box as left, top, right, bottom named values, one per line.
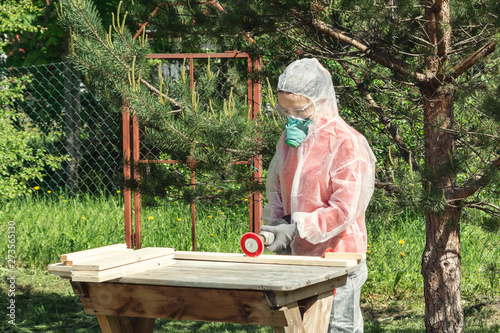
left=3, top=62, right=122, bottom=197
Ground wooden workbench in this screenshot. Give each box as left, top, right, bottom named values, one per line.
left=49, top=245, right=362, bottom=333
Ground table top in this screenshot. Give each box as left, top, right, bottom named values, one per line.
left=117, top=258, right=359, bottom=291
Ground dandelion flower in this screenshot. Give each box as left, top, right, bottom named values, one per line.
left=34, top=186, right=40, bottom=190
left=47, top=190, right=52, bottom=194
left=399, top=240, right=405, bottom=245
left=217, top=190, right=222, bottom=193
left=367, top=244, right=371, bottom=248
left=116, top=190, right=121, bottom=193
left=208, top=215, right=212, bottom=219
left=148, top=216, right=154, bottom=221
left=210, top=233, right=215, bottom=237
left=244, top=198, right=249, bottom=202
left=212, top=188, right=217, bottom=191
left=366, top=250, right=371, bottom=254
left=177, top=218, right=182, bottom=222
left=81, top=217, right=85, bottom=220
left=220, top=212, right=225, bottom=215
left=400, top=252, right=405, bottom=257
left=62, top=200, right=67, bottom=202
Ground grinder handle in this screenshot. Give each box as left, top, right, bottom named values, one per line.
left=258, top=230, right=275, bottom=246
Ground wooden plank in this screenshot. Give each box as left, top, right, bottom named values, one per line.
left=134, top=318, right=155, bottom=333
left=118, top=265, right=303, bottom=290
left=48, top=263, right=72, bottom=274
left=324, top=252, right=366, bottom=261
left=274, top=302, right=305, bottom=333
left=118, top=260, right=354, bottom=291
left=79, top=282, right=288, bottom=327
left=66, top=249, right=135, bottom=266
left=96, top=315, right=134, bottom=333
left=302, top=291, right=334, bottom=332
left=265, top=276, right=347, bottom=307
left=174, top=251, right=357, bottom=267
left=72, top=254, right=175, bottom=282
left=61, top=244, right=128, bottom=263
left=72, top=247, right=174, bottom=271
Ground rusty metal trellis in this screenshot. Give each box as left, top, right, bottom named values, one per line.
left=123, top=52, right=263, bottom=249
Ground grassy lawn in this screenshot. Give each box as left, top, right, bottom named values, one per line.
left=1, top=193, right=499, bottom=332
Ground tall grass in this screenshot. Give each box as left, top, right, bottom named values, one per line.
left=1, top=192, right=499, bottom=297
left=1, top=192, right=124, bottom=268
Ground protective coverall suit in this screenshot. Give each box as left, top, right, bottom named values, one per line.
left=261, top=58, right=376, bottom=332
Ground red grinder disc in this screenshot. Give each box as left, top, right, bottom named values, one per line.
left=240, top=232, right=264, bottom=257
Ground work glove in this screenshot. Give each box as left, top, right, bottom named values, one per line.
left=260, top=222, right=298, bottom=253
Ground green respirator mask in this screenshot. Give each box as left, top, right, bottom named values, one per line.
left=285, top=116, right=312, bottom=148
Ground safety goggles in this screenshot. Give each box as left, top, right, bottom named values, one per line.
left=275, top=100, right=314, bottom=117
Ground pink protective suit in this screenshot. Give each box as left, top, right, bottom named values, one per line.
left=262, top=58, right=376, bottom=256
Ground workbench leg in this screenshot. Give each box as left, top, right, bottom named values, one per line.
left=96, top=315, right=155, bottom=333
left=134, top=318, right=155, bottom=333
left=302, top=291, right=334, bottom=333
left=96, top=315, right=128, bottom=333
left=273, top=301, right=305, bottom=333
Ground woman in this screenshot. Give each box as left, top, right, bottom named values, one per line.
left=261, top=58, right=376, bottom=332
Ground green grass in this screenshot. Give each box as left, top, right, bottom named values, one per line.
left=1, top=193, right=499, bottom=332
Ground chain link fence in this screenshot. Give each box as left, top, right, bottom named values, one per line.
left=2, top=62, right=122, bottom=196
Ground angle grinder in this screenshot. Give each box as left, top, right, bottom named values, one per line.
left=240, top=231, right=275, bottom=257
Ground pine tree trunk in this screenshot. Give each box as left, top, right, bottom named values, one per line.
left=420, top=1, right=465, bottom=330
left=420, top=86, right=464, bottom=332
left=422, top=209, right=463, bottom=332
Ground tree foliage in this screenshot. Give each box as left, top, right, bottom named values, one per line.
left=58, top=0, right=284, bottom=204
left=0, top=75, right=66, bottom=200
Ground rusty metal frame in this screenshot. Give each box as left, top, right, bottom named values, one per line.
left=123, top=52, right=262, bottom=249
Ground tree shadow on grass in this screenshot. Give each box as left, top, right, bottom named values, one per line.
left=0, top=291, right=272, bottom=333
left=0, top=291, right=101, bottom=333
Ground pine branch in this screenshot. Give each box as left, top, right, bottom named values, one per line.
left=460, top=201, right=500, bottom=218
left=338, top=61, right=421, bottom=172
left=130, top=88, right=192, bottom=143
left=67, top=0, right=183, bottom=108
left=375, top=181, right=401, bottom=194
left=292, top=12, right=427, bottom=82
left=448, top=156, right=500, bottom=200
left=450, top=41, right=496, bottom=79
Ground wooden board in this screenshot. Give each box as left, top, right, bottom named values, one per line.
left=72, top=247, right=175, bottom=271
left=47, top=263, right=72, bottom=278
left=72, top=254, right=175, bottom=282
left=174, top=251, right=357, bottom=267
left=66, top=249, right=135, bottom=266
left=324, top=252, right=366, bottom=262
left=323, top=252, right=366, bottom=260
left=60, top=244, right=128, bottom=264
left=118, top=259, right=356, bottom=291
left=76, top=282, right=289, bottom=327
